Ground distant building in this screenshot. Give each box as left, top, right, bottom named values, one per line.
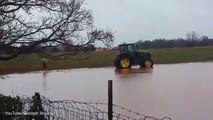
left=95, top=47, right=111, bottom=52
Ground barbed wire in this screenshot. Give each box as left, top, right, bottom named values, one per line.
left=80, top=101, right=171, bottom=120
left=1, top=93, right=172, bottom=120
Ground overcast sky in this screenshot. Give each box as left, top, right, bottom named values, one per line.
left=86, top=0, right=213, bottom=46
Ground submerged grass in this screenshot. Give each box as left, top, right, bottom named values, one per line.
left=1, top=46, right=213, bottom=74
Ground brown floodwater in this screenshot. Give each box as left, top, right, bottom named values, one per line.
left=1, top=62, right=213, bottom=120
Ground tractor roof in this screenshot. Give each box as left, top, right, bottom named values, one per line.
left=118, top=43, right=135, bottom=46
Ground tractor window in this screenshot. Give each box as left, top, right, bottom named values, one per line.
left=120, top=46, right=128, bottom=54
left=128, top=45, right=135, bottom=53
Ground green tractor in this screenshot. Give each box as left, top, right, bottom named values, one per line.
left=114, top=43, right=153, bottom=69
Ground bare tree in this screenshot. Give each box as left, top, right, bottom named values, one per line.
left=186, top=31, right=199, bottom=47
left=201, top=36, right=208, bottom=41
left=186, top=31, right=199, bottom=41
left=0, top=0, right=114, bottom=60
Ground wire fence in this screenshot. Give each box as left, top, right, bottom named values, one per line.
left=0, top=92, right=172, bottom=120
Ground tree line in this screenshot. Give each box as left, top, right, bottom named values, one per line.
left=135, top=32, right=213, bottom=49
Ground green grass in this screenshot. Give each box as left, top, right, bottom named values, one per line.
left=1, top=46, right=213, bottom=74
left=150, top=46, right=213, bottom=64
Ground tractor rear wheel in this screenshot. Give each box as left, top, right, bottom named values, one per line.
left=115, top=56, right=132, bottom=69
left=140, top=58, right=153, bottom=68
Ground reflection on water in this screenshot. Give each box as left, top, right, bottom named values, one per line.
left=1, top=62, right=213, bottom=120
left=42, top=70, right=49, bottom=78
left=115, top=68, right=153, bottom=75
left=42, top=70, right=49, bottom=93
left=114, top=68, right=153, bottom=80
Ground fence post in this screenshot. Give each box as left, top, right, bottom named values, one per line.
left=108, top=80, right=113, bottom=120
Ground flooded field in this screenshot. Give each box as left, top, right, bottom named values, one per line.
left=1, top=62, right=213, bottom=120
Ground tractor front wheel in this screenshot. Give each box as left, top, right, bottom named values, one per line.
left=140, top=58, right=153, bottom=68
left=115, top=56, right=132, bottom=69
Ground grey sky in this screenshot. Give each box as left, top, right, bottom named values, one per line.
left=86, top=0, right=213, bottom=46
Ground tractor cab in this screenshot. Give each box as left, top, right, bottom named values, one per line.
left=114, top=43, right=153, bottom=69
left=118, top=44, right=137, bottom=54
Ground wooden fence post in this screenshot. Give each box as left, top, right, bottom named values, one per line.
left=108, top=80, right=113, bottom=120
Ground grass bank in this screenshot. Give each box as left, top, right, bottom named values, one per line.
left=1, top=46, right=213, bottom=74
